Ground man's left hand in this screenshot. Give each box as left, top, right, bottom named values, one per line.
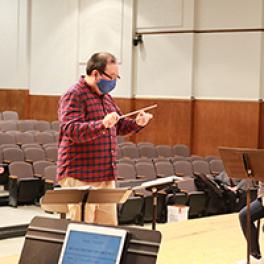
left=136, top=111, right=153, bottom=127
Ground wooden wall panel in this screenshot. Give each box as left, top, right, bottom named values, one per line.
left=1, top=90, right=263, bottom=157
left=192, top=100, right=260, bottom=156
left=28, top=95, right=60, bottom=121
left=132, top=99, right=193, bottom=146
left=0, top=89, right=29, bottom=119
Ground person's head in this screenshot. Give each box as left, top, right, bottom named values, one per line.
left=85, top=52, right=120, bottom=94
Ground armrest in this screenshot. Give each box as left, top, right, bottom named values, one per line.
left=34, top=174, right=42, bottom=179
left=9, top=175, right=18, bottom=180
left=175, top=172, right=184, bottom=177
left=25, top=159, right=33, bottom=164
left=156, top=174, right=165, bottom=178
left=136, top=175, right=146, bottom=179
left=117, top=176, right=125, bottom=180
left=45, top=179, right=54, bottom=184
left=3, top=160, right=11, bottom=164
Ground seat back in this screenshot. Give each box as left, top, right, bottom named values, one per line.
left=138, top=144, right=157, bottom=158
left=116, top=163, right=137, bottom=180
left=2, top=111, right=19, bottom=120
left=209, top=159, right=225, bottom=174
left=0, top=132, right=16, bottom=144
left=24, top=148, right=46, bottom=162
left=135, top=162, right=156, bottom=180
left=51, top=120, right=59, bottom=131
left=9, top=161, right=34, bottom=179
left=154, top=160, right=174, bottom=177
left=35, top=132, right=55, bottom=145
left=44, top=147, right=58, bottom=162
left=155, top=145, right=172, bottom=158
left=172, top=144, right=190, bottom=157
left=44, top=165, right=57, bottom=181
left=34, top=120, right=51, bottom=132
left=15, top=131, right=35, bottom=145
left=120, top=144, right=140, bottom=159
left=3, top=148, right=24, bottom=162
left=33, top=160, right=54, bottom=177
left=0, top=120, right=18, bottom=131
left=173, top=160, right=194, bottom=177
left=192, top=160, right=211, bottom=176
left=17, top=120, right=36, bottom=132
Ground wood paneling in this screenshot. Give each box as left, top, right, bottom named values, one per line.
left=0, top=90, right=263, bottom=156
left=192, top=100, right=260, bottom=156
left=0, top=89, right=29, bottom=119
left=132, top=99, right=193, bottom=146
left=28, top=95, right=60, bottom=121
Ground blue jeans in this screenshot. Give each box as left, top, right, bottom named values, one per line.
left=239, top=198, right=264, bottom=257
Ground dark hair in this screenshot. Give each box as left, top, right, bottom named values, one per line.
left=86, top=52, right=117, bottom=75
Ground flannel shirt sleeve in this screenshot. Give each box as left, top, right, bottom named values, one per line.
left=59, top=91, right=105, bottom=143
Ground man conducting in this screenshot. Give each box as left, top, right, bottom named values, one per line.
left=57, top=52, right=152, bottom=226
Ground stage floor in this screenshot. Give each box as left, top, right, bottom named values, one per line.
left=0, top=211, right=261, bottom=264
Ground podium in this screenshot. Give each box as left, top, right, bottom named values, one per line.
left=18, top=216, right=162, bottom=264
left=41, top=187, right=132, bottom=222
left=219, top=147, right=264, bottom=264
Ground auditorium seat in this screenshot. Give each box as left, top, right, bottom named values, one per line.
left=120, top=144, right=140, bottom=159
left=24, top=148, right=46, bottom=163
left=116, top=163, right=137, bottom=181
left=43, top=164, right=57, bottom=193
left=44, top=146, right=58, bottom=163
left=118, top=195, right=144, bottom=225
left=209, top=159, right=225, bottom=175
left=0, top=120, right=18, bottom=131
left=154, top=160, right=175, bottom=178
left=17, top=120, right=36, bottom=132
left=34, top=120, right=51, bottom=132
left=13, top=131, right=35, bottom=145
left=51, top=120, right=59, bottom=131
left=2, top=111, right=19, bottom=120
left=35, top=131, right=55, bottom=145
left=177, top=177, right=206, bottom=218
left=135, top=161, right=156, bottom=180
left=3, top=148, right=24, bottom=164
left=138, top=143, right=158, bottom=159
left=155, top=144, right=173, bottom=158
left=8, top=161, right=42, bottom=207
left=0, top=132, right=16, bottom=145
left=173, top=160, right=194, bottom=178
left=172, top=144, right=190, bottom=157
left=33, top=160, right=54, bottom=178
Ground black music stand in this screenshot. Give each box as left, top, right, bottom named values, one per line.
left=41, top=187, right=132, bottom=222
left=18, top=216, right=162, bottom=264
left=133, top=176, right=183, bottom=230
left=219, top=147, right=264, bottom=264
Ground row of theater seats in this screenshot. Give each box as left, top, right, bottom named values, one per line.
left=116, top=158, right=258, bottom=225
left=0, top=131, right=58, bottom=145
left=0, top=144, right=58, bottom=164
left=0, top=160, right=57, bottom=207
left=117, top=142, right=191, bottom=160
left=0, top=120, right=59, bottom=132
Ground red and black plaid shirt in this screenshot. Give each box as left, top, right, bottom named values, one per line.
left=57, top=76, right=141, bottom=182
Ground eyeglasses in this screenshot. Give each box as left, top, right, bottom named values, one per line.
left=101, top=71, right=120, bottom=80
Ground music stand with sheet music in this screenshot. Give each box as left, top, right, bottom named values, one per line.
left=218, top=147, right=264, bottom=264
left=133, top=176, right=183, bottom=230
left=41, top=187, right=132, bottom=222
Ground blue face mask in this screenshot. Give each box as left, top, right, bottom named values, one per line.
left=97, top=79, right=116, bottom=94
